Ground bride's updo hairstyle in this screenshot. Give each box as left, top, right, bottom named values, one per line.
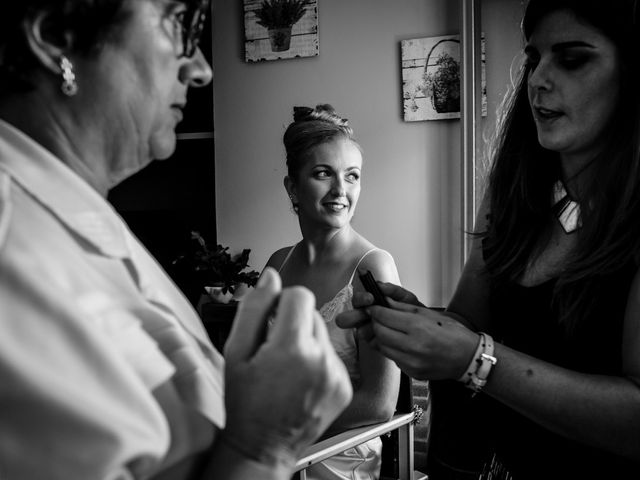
left=283, top=103, right=360, bottom=181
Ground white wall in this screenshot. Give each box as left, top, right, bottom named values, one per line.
left=212, top=0, right=524, bottom=307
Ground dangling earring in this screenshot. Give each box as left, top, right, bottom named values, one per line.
left=288, top=193, right=299, bottom=213
left=60, top=55, right=78, bottom=97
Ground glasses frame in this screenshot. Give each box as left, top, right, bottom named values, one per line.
left=180, top=0, right=210, bottom=58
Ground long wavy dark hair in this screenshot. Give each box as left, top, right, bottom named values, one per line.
left=482, top=0, right=640, bottom=330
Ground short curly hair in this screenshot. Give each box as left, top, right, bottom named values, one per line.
left=0, top=0, right=130, bottom=92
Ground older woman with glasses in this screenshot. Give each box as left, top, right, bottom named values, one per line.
left=0, top=1, right=351, bottom=479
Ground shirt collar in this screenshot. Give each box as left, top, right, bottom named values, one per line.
left=0, top=119, right=130, bottom=259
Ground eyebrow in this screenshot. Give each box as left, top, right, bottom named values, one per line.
left=525, top=40, right=596, bottom=55
left=312, top=164, right=360, bottom=169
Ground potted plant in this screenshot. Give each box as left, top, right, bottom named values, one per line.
left=172, top=231, right=260, bottom=304
left=254, top=0, right=306, bottom=52
left=422, top=51, right=460, bottom=114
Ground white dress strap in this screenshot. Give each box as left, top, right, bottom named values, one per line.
left=277, top=243, right=297, bottom=273
left=348, top=248, right=382, bottom=285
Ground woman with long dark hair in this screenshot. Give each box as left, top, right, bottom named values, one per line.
left=338, top=1, right=640, bottom=478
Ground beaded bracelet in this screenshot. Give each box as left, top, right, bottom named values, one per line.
left=457, top=332, right=497, bottom=396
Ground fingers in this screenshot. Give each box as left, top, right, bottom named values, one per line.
left=378, top=282, right=424, bottom=307
left=340, top=285, right=426, bottom=332
left=224, top=267, right=281, bottom=362
left=312, top=309, right=331, bottom=348
left=369, top=313, right=412, bottom=350
left=377, top=282, right=408, bottom=299
left=221, top=273, right=354, bottom=467
left=354, top=322, right=376, bottom=343
left=335, top=307, right=371, bottom=329
left=385, top=297, right=427, bottom=313
left=356, top=307, right=431, bottom=355
left=268, top=285, right=316, bottom=345
left=365, top=305, right=412, bottom=334
left=351, top=290, right=374, bottom=309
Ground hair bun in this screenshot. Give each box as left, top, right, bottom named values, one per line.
left=283, top=102, right=358, bottom=180
left=292, top=104, right=350, bottom=128
left=292, top=106, right=315, bottom=122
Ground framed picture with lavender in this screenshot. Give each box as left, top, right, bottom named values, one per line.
left=401, top=34, right=487, bottom=121
left=244, top=0, right=319, bottom=62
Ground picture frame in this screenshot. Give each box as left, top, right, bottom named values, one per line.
left=401, top=34, right=487, bottom=121
left=244, top=0, right=319, bottom=62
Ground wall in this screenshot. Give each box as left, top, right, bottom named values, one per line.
left=212, top=0, right=524, bottom=307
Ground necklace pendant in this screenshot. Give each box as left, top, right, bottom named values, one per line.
left=552, top=181, right=581, bottom=234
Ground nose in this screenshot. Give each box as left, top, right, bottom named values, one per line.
left=180, top=47, right=213, bottom=88
left=331, top=176, right=346, bottom=196
left=527, top=59, right=552, bottom=92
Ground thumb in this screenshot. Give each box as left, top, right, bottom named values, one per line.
left=224, top=267, right=281, bottom=362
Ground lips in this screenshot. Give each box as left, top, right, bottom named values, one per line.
left=324, top=202, right=348, bottom=212
left=533, top=105, right=563, bottom=120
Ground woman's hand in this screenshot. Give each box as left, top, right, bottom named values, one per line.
left=336, top=282, right=426, bottom=347
left=337, top=282, right=478, bottom=381
left=337, top=282, right=425, bottom=330
left=220, top=267, right=353, bottom=473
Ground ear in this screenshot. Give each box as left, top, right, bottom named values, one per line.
left=22, top=9, right=74, bottom=75
left=283, top=176, right=297, bottom=199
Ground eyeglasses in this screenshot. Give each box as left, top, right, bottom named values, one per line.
left=178, top=0, right=210, bottom=58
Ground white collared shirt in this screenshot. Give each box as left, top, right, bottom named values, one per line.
left=0, top=119, right=225, bottom=479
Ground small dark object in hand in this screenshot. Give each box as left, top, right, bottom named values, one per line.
left=358, top=270, right=391, bottom=308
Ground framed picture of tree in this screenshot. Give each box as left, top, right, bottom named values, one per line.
left=243, top=0, right=319, bottom=62
left=401, top=34, right=487, bottom=121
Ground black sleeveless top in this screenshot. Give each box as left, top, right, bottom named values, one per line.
left=484, top=268, right=638, bottom=479
left=427, top=258, right=639, bottom=480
